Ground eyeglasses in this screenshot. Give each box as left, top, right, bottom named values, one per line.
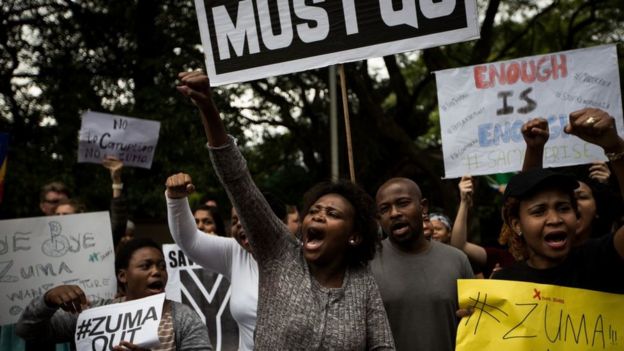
left=44, top=199, right=61, bottom=205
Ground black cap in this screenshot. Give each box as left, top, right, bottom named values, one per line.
left=503, top=168, right=579, bottom=202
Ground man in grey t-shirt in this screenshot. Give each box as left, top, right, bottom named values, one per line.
left=372, top=177, right=474, bottom=351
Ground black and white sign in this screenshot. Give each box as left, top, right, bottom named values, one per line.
left=193, top=0, right=479, bottom=85
left=74, top=293, right=165, bottom=351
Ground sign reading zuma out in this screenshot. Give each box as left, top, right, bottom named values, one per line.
left=194, top=0, right=479, bottom=85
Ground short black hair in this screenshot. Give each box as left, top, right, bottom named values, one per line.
left=194, top=205, right=226, bottom=236
left=115, top=238, right=163, bottom=273
left=40, top=181, right=71, bottom=201
left=301, top=180, right=379, bottom=267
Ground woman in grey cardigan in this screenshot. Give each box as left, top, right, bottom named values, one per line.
left=172, top=70, right=394, bottom=350
left=16, top=238, right=212, bottom=351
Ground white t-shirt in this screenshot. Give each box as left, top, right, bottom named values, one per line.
left=167, top=196, right=258, bottom=351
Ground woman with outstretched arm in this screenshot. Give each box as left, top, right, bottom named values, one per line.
left=174, top=70, right=394, bottom=350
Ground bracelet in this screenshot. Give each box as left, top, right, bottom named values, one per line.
left=112, top=183, right=124, bottom=190
left=605, top=150, right=624, bottom=162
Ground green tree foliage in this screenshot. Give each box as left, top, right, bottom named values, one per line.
left=1, top=0, right=622, bottom=241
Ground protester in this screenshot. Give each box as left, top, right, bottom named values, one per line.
left=103, top=156, right=130, bottom=249
left=167, top=173, right=293, bottom=350
left=54, top=198, right=87, bottom=215
left=175, top=70, right=394, bottom=349
left=422, top=211, right=433, bottom=240
left=450, top=175, right=515, bottom=278
left=429, top=212, right=452, bottom=243
left=492, top=108, right=624, bottom=294
left=16, top=238, right=212, bottom=350
left=519, top=117, right=618, bottom=245
left=372, top=177, right=473, bottom=351
left=286, top=204, right=300, bottom=237
left=193, top=204, right=226, bottom=236
left=39, top=181, right=70, bottom=216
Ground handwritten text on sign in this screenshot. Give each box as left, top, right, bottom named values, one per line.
left=194, top=0, right=479, bottom=86
left=0, top=212, right=116, bottom=326
left=75, top=293, right=165, bottom=351
left=78, top=111, right=160, bottom=169
left=456, top=279, right=623, bottom=351
left=434, top=45, right=623, bottom=178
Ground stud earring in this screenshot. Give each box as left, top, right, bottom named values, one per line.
left=517, top=231, right=523, bottom=237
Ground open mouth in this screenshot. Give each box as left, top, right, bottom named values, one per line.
left=390, top=222, right=410, bottom=236
left=147, top=281, right=165, bottom=293
left=304, top=227, right=325, bottom=251
left=544, top=232, right=568, bottom=249
left=238, top=231, right=249, bottom=245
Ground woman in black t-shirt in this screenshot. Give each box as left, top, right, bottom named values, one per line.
left=492, top=108, right=624, bottom=294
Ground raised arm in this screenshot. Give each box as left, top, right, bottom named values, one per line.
left=588, top=161, right=611, bottom=184
left=564, top=108, right=624, bottom=258
left=176, top=71, right=289, bottom=263
left=450, top=175, right=487, bottom=267
left=103, top=156, right=128, bottom=248
left=165, top=173, right=235, bottom=276
left=521, top=117, right=549, bottom=171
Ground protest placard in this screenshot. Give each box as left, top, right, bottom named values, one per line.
left=456, top=279, right=624, bottom=351
left=0, top=212, right=116, bottom=326
left=78, top=111, right=160, bottom=169
left=434, top=45, right=624, bottom=178
left=74, top=292, right=165, bottom=351
left=193, top=0, right=479, bottom=86
left=163, top=244, right=237, bottom=351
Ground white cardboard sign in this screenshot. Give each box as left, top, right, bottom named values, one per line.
left=434, top=45, right=623, bottom=178
left=0, top=212, right=116, bottom=326
left=78, top=111, right=160, bottom=169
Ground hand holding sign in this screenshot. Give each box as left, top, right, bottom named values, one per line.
left=458, top=175, right=473, bottom=207
left=112, top=340, right=150, bottom=351
left=102, top=156, right=123, bottom=183
left=165, top=173, right=195, bottom=199
left=44, top=285, right=90, bottom=313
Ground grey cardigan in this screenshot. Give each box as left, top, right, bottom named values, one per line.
left=16, top=296, right=212, bottom=350
left=210, top=137, right=395, bottom=350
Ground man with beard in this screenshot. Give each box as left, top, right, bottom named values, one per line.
left=372, top=178, right=473, bottom=351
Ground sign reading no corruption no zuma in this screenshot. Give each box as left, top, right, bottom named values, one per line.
left=0, top=212, right=116, bottom=326
left=78, top=111, right=161, bottom=169
left=434, top=45, right=624, bottom=178
left=193, top=0, right=479, bottom=86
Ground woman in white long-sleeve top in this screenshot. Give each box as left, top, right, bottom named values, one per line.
left=166, top=177, right=259, bottom=351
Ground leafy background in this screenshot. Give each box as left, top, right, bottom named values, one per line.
left=1, top=0, right=623, bottom=243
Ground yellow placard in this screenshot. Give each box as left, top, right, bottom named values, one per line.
left=457, top=279, right=624, bottom=351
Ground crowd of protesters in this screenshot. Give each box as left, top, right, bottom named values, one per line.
left=1, top=69, right=623, bottom=351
